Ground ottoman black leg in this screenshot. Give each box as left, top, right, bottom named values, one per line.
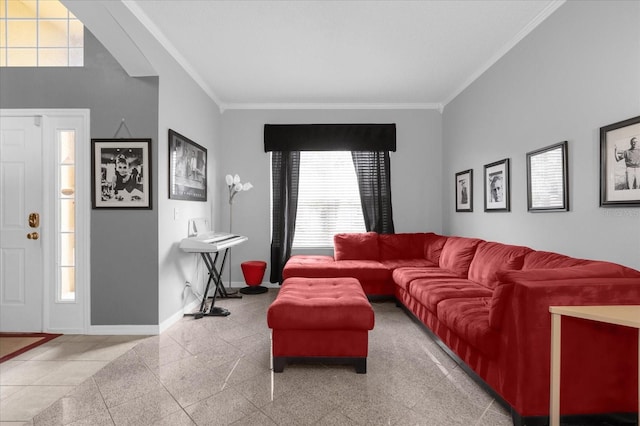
left=355, top=358, right=367, bottom=374
left=273, top=357, right=285, bottom=373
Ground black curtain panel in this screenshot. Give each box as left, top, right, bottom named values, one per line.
left=269, top=151, right=300, bottom=283
left=351, top=151, right=395, bottom=234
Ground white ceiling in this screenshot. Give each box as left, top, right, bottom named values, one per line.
left=122, top=0, right=564, bottom=110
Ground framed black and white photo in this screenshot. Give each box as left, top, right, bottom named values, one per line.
left=92, top=139, right=151, bottom=209
left=600, top=115, right=640, bottom=207
left=169, top=129, right=207, bottom=201
left=455, top=169, right=473, bottom=212
left=526, top=141, right=569, bottom=212
left=484, top=158, right=510, bottom=212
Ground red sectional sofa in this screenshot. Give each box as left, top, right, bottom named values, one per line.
left=282, top=232, right=640, bottom=426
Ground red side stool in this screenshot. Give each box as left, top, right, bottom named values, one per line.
left=240, top=261, right=268, bottom=294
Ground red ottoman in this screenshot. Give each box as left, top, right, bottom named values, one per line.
left=267, top=277, right=375, bottom=373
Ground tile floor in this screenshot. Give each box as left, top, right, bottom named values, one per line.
left=1, top=290, right=517, bottom=425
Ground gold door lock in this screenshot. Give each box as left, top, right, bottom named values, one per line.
left=27, top=232, right=39, bottom=240
left=29, top=213, right=40, bottom=228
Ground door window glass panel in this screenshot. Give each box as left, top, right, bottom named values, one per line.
left=58, top=130, right=75, bottom=302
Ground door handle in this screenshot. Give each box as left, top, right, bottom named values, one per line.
left=29, top=213, right=40, bottom=228
left=27, top=232, right=39, bottom=240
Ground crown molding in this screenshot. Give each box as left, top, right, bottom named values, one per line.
left=220, top=102, right=443, bottom=113
left=122, top=0, right=225, bottom=111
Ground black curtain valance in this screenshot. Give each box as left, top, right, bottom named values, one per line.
left=264, top=124, right=396, bottom=152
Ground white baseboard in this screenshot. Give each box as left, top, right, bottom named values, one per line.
left=228, top=281, right=280, bottom=289
left=82, top=283, right=278, bottom=336
left=45, top=327, right=87, bottom=335
left=159, top=299, right=201, bottom=334
left=88, top=324, right=160, bottom=335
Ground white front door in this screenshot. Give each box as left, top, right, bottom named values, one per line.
left=0, top=116, right=44, bottom=332
left=1, top=110, right=89, bottom=334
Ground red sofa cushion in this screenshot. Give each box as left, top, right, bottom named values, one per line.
left=522, top=250, right=591, bottom=269
left=423, top=233, right=449, bottom=264
left=468, top=241, right=531, bottom=289
left=392, top=267, right=462, bottom=292
left=334, top=232, right=379, bottom=261
left=378, top=233, right=428, bottom=260
left=409, top=279, right=493, bottom=314
left=286, top=259, right=390, bottom=281
left=282, top=255, right=334, bottom=279
left=436, top=297, right=499, bottom=358
left=267, top=277, right=374, bottom=330
left=380, top=259, right=436, bottom=270
left=438, top=237, right=483, bottom=278
left=497, top=261, right=640, bottom=283
left=285, top=255, right=334, bottom=266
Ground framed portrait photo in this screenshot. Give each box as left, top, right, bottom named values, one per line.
left=526, top=141, right=569, bottom=212
left=91, top=139, right=152, bottom=209
left=169, top=129, right=207, bottom=201
left=455, top=169, right=473, bottom=212
left=484, top=158, right=510, bottom=212
left=600, top=115, right=640, bottom=207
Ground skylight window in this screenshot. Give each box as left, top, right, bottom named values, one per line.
left=0, top=0, right=84, bottom=67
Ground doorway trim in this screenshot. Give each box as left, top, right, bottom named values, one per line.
left=1, top=109, right=91, bottom=334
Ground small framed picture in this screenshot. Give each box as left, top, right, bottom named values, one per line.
left=484, top=158, right=510, bottom=212
left=600, top=115, right=640, bottom=207
left=526, top=141, right=569, bottom=212
left=455, top=169, right=473, bottom=212
left=92, top=139, right=151, bottom=209
left=169, top=129, right=207, bottom=201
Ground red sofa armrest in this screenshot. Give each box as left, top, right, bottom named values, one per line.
left=499, top=277, right=640, bottom=417
left=490, top=263, right=640, bottom=329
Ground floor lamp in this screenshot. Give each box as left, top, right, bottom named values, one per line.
left=225, top=174, right=253, bottom=295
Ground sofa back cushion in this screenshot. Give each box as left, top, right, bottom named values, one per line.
left=522, top=250, right=591, bottom=269
left=334, top=232, right=379, bottom=261
left=423, top=233, right=449, bottom=264
left=468, top=242, right=531, bottom=289
left=379, top=233, right=427, bottom=260
left=497, top=261, right=640, bottom=283
left=438, top=237, right=483, bottom=278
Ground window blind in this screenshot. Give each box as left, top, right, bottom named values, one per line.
left=292, top=151, right=365, bottom=248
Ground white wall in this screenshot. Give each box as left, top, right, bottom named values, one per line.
left=219, top=108, right=442, bottom=282
left=156, top=82, right=222, bottom=325
left=443, top=1, right=640, bottom=270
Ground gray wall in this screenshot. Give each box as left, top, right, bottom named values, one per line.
left=442, top=0, right=640, bottom=270
left=0, top=30, right=161, bottom=325
left=219, top=108, right=442, bottom=282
